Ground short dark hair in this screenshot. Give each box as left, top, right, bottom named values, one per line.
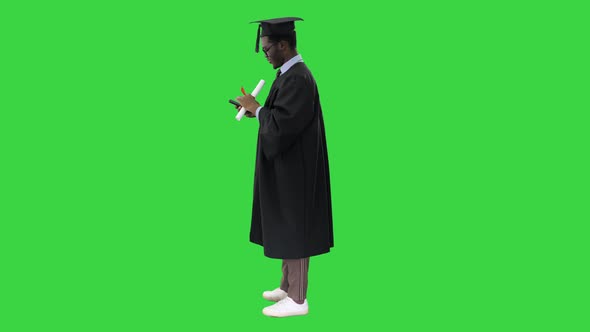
left=268, top=32, right=297, bottom=50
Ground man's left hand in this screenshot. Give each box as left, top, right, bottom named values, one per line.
left=236, top=94, right=261, bottom=115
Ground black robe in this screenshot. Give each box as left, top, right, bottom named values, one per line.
left=250, top=62, right=334, bottom=259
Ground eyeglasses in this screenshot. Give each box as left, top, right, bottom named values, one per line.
left=262, top=43, right=276, bottom=56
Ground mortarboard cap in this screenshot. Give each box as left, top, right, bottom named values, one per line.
left=250, top=17, right=303, bottom=53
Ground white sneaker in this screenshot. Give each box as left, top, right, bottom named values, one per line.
left=262, top=288, right=288, bottom=302
left=262, top=297, right=308, bottom=317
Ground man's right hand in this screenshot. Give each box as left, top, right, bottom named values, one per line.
left=235, top=105, right=255, bottom=118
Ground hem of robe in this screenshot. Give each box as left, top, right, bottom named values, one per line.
left=249, top=239, right=333, bottom=259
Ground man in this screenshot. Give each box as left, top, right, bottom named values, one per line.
left=236, top=17, right=333, bottom=318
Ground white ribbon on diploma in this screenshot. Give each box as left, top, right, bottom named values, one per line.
left=236, top=79, right=266, bottom=121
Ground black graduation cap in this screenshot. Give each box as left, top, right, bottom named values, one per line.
left=251, top=17, right=303, bottom=53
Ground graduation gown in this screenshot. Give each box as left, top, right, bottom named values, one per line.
left=250, top=62, right=334, bottom=259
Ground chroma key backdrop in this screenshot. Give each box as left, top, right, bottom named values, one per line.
left=0, top=1, right=587, bottom=331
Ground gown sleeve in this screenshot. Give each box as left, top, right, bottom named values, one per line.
left=257, top=74, right=315, bottom=160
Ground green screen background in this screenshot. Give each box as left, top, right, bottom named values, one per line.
left=1, top=1, right=587, bottom=331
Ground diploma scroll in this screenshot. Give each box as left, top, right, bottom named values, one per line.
left=236, top=79, right=265, bottom=121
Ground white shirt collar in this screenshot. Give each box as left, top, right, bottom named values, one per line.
left=280, top=54, right=304, bottom=75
